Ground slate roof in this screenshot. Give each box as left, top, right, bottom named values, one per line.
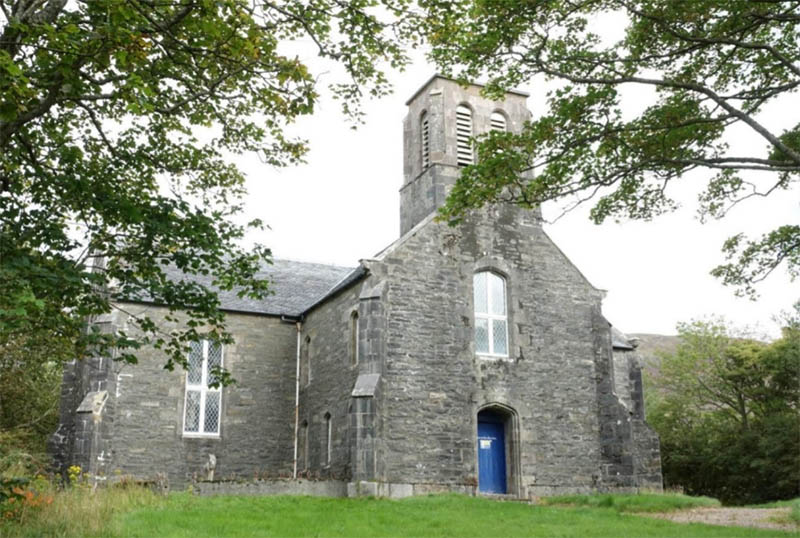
left=140, top=259, right=639, bottom=345
left=151, top=259, right=358, bottom=317
left=611, top=326, right=635, bottom=350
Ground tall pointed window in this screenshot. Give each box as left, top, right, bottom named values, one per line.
left=301, top=420, right=309, bottom=471
left=304, top=336, right=312, bottom=386
left=324, top=412, right=332, bottom=466
left=473, top=272, right=508, bottom=357
left=456, top=105, right=473, bottom=166
left=421, top=111, right=430, bottom=170
left=183, top=339, right=223, bottom=436
left=350, top=311, right=359, bottom=366
left=490, top=111, right=507, bottom=132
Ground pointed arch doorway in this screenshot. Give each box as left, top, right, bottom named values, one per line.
left=477, top=405, right=518, bottom=495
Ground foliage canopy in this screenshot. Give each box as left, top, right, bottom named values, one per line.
left=646, top=311, right=800, bottom=504
left=421, top=0, right=800, bottom=296
left=0, top=0, right=413, bottom=374
left=0, top=328, right=65, bottom=477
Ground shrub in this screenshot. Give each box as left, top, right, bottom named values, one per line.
left=0, top=471, right=161, bottom=537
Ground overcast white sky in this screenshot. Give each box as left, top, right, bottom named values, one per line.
left=234, top=56, right=798, bottom=338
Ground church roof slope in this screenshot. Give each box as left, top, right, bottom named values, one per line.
left=611, top=326, right=636, bottom=350
left=130, top=259, right=356, bottom=317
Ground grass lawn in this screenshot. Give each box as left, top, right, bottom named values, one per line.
left=5, top=490, right=797, bottom=537
left=110, top=494, right=794, bottom=538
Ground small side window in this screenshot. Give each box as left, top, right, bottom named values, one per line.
left=350, top=311, right=359, bottom=366
left=301, top=420, right=309, bottom=471
left=303, top=336, right=312, bottom=386
left=324, top=412, right=332, bottom=466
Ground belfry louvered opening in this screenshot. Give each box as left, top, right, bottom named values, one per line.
left=421, top=112, right=430, bottom=170
left=490, top=111, right=507, bottom=132
left=456, top=105, right=473, bottom=166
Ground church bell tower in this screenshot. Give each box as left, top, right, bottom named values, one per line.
left=400, top=75, right=536, bottom=236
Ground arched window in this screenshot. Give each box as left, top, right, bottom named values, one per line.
left=490, top=111, right=507, bottom=132
left=421, top=111, right=430, bottom=170
left=456, top=105, right=473, bottom=166
left=350, top=311, right=359, bottom=366
left=304, top=336, right=312, bottom=386
left=324, top=412, right=332, bottom=466
left=473, top=272, right=508, bottom=356
left=300, top=420, right=309, bottom=471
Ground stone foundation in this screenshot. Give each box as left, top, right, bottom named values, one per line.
left=192, top=478, right=653, bottom=500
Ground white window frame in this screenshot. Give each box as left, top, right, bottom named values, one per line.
left=474, top=271, right=509, bottom=358
left=182, top=339, right=223, bottom=437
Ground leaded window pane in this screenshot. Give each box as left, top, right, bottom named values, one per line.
left=489, top=273, right=506, bottom=315
left=492, top=319, right=508, bottom=356
left=204, top=391, right=220, bottom=433
left=475, top=318, right=489, bottom=354
left=188, top=341, right=203, bottom=385
left=184, top=390, right=201, bottom=432
left=473, top=272, right=488, bottom=314
left=183, top=339, right=223, bottom=436
left=207, top=342, right=222, bottom=386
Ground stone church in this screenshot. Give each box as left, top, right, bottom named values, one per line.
left=52, top=76, right=662, bottom=498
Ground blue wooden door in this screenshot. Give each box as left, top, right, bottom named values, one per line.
left=478, top=420, right=507, bottom=493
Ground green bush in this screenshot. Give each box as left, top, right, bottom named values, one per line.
left=645, top=317, right=800, bottom=505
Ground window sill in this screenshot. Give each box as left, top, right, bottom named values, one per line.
left=476, top=353, right=511, bottom=361
left=182, top=433, right=221, bottom=439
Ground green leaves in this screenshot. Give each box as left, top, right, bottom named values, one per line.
left=423, top=0, right=800, bottom=295
left=0, top=0, right=413, bottom=378
left=712, top=225, right=800, bottom=298
left=647, top=315, right=800, bottom=503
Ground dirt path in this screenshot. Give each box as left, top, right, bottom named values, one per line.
left=643, top=507, right=797, bottom=532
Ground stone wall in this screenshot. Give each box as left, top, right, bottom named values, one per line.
left=598, top=337, right=663, bottom=491
left=193, top=479, right=348, bottom=497
left=370, top=202, right=614, bottom=496
left=297, top=282, right=365, bottom=480
left=53, top=305, right=298, bottom=488
left=50, top=311, right=122, bottom=483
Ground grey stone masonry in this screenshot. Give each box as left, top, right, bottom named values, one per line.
left=371, top=202, right=605, bottom=496
left=401, top=76, right=538, bottom=236
left=53, top=305, right=299, bottom=489
left=297, top=280, right=365, bottom=480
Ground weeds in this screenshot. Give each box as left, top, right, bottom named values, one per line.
left=0, top=468, right=161, bottom=538
left=542, top=492, right=721, bottom=513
